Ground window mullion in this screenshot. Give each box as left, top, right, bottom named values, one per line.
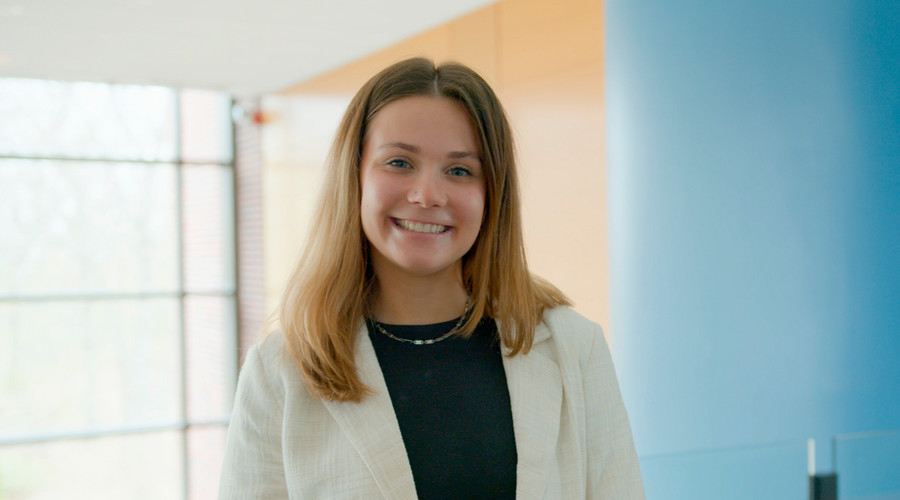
left=173, top=89, right=190, bottom=500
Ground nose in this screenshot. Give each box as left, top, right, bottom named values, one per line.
left=408, top=169, right=447, bottom=207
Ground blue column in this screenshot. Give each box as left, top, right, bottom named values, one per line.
left=605, top=0, right=900, bottom=490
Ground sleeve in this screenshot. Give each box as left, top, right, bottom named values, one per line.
left=218, top=343, right=290, bottom=499
left=584, top=323, right=646, bottom=499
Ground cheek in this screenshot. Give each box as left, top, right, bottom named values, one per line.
left=358, top=171, right=380, bottom=240
left=461, top=186, right=487, bottom=231
left=360, top=172, right=403, bottom=213
left=359, top=172, right=384, bottom=218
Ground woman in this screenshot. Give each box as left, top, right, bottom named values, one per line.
left=219, top=58, right=644, bottom=499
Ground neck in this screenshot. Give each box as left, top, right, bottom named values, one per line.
left=369, top=263, right=468, bottom=325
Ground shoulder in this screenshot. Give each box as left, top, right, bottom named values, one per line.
left=253, top=330, right=287, bottom=362
left=541, top=306, right=599, bottom=331
left=541, top=306, right=602, bottom=347
left=243, top=330, right=287, bottom=375
left=239, top=331, right=308, bottom=401
left=538, top=306, right=607, bottom=370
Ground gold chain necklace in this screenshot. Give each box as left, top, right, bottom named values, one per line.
left=369, top=296, right=470, bottom=345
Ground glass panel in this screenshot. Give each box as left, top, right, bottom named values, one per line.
left=0, top=78, right=176, bottom=161
left=0, top=299, right=181, bottom=436
left=181, top=89, right=234, bottom=164
left=835, top=429, right=900, bottom=500
left=0, top=159, right=179, bottom=296
left=0, top=431, right=183, bottom=499
left=185, top=295, right=236, bottom=422
left=640, top=441, right=809, bottom=500
left=187, top=425, right=227, bottom=500
left=182, top=163, right=236, bottom=293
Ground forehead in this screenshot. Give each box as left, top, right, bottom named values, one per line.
left=364, top=96, right=481, bottom=154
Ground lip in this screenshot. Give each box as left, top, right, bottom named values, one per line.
left=390, top=217, right=453, bottom=234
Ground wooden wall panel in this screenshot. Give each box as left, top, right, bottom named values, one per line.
left=499, top=0, right=603, bottom=84
left=447, top=6, right=500, bottom=85
left=498, top=0, right=609, bottom=334
left=502, top=66, right=608, bottom=332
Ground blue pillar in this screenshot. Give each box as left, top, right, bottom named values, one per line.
left=606, top=0, right=900, bottom=494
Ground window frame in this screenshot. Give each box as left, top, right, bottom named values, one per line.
left=0, top=84, right=239, bottom=500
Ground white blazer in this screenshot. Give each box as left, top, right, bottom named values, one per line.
left=219, top=307, right=645, bottom=499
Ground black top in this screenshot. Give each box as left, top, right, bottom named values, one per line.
left=367, top=316, right=517, bottom=500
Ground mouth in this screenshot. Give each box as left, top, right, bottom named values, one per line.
left=391, top=217, right=451, bottom=234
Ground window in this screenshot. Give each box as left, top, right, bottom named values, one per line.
left=0, top=79, right=237, bottom=499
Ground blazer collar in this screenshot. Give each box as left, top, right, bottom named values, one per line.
left=322, top=319, right=561, bottom=500
left=501, top=318, right=562, bottom=499
left=320, top=321, right=419, bottom=499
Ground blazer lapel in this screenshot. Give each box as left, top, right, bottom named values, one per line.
left=502, top=321, right=563, bottom=500
left=321, top=323, right=418, bottom=500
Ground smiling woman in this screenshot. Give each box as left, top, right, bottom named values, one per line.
left=219, top=58, right=644, bottom=499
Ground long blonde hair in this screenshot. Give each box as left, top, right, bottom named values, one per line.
left=279, top=58, right=570, bottom=401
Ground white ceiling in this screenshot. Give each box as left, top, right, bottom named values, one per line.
left=0, top=0, right=496, bottom=96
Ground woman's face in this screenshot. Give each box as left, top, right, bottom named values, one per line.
left=359, top=95, right=485, bottom=282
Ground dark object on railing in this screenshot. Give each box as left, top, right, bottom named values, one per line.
left=809, top=473, right=838, bottom=500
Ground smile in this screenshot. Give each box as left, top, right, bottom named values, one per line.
left=392, top=218, right=450, bottom=234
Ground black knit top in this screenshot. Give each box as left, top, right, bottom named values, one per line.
left=366, top=316, right=517, bottom=500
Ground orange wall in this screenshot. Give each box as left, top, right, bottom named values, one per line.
left=262, top=0, right=610, bottom=336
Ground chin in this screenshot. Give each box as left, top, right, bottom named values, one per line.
left=398, top=263, right=451, bottom=277
left=390, top=257, right=460, bottom=278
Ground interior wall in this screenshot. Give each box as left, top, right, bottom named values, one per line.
left=606, top=0, right=900, bottom=486
left=261, top=0, right=611, bottom=334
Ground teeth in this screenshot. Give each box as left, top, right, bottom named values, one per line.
left=396, top=219, right=447, bottom=234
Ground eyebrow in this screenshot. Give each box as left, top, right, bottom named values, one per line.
left=379, top=142, right=481, bottom=161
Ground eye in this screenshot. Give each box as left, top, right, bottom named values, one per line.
left=388, top=159, right=411, bottom=169
left=447, top=166, right=472, bottom=177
